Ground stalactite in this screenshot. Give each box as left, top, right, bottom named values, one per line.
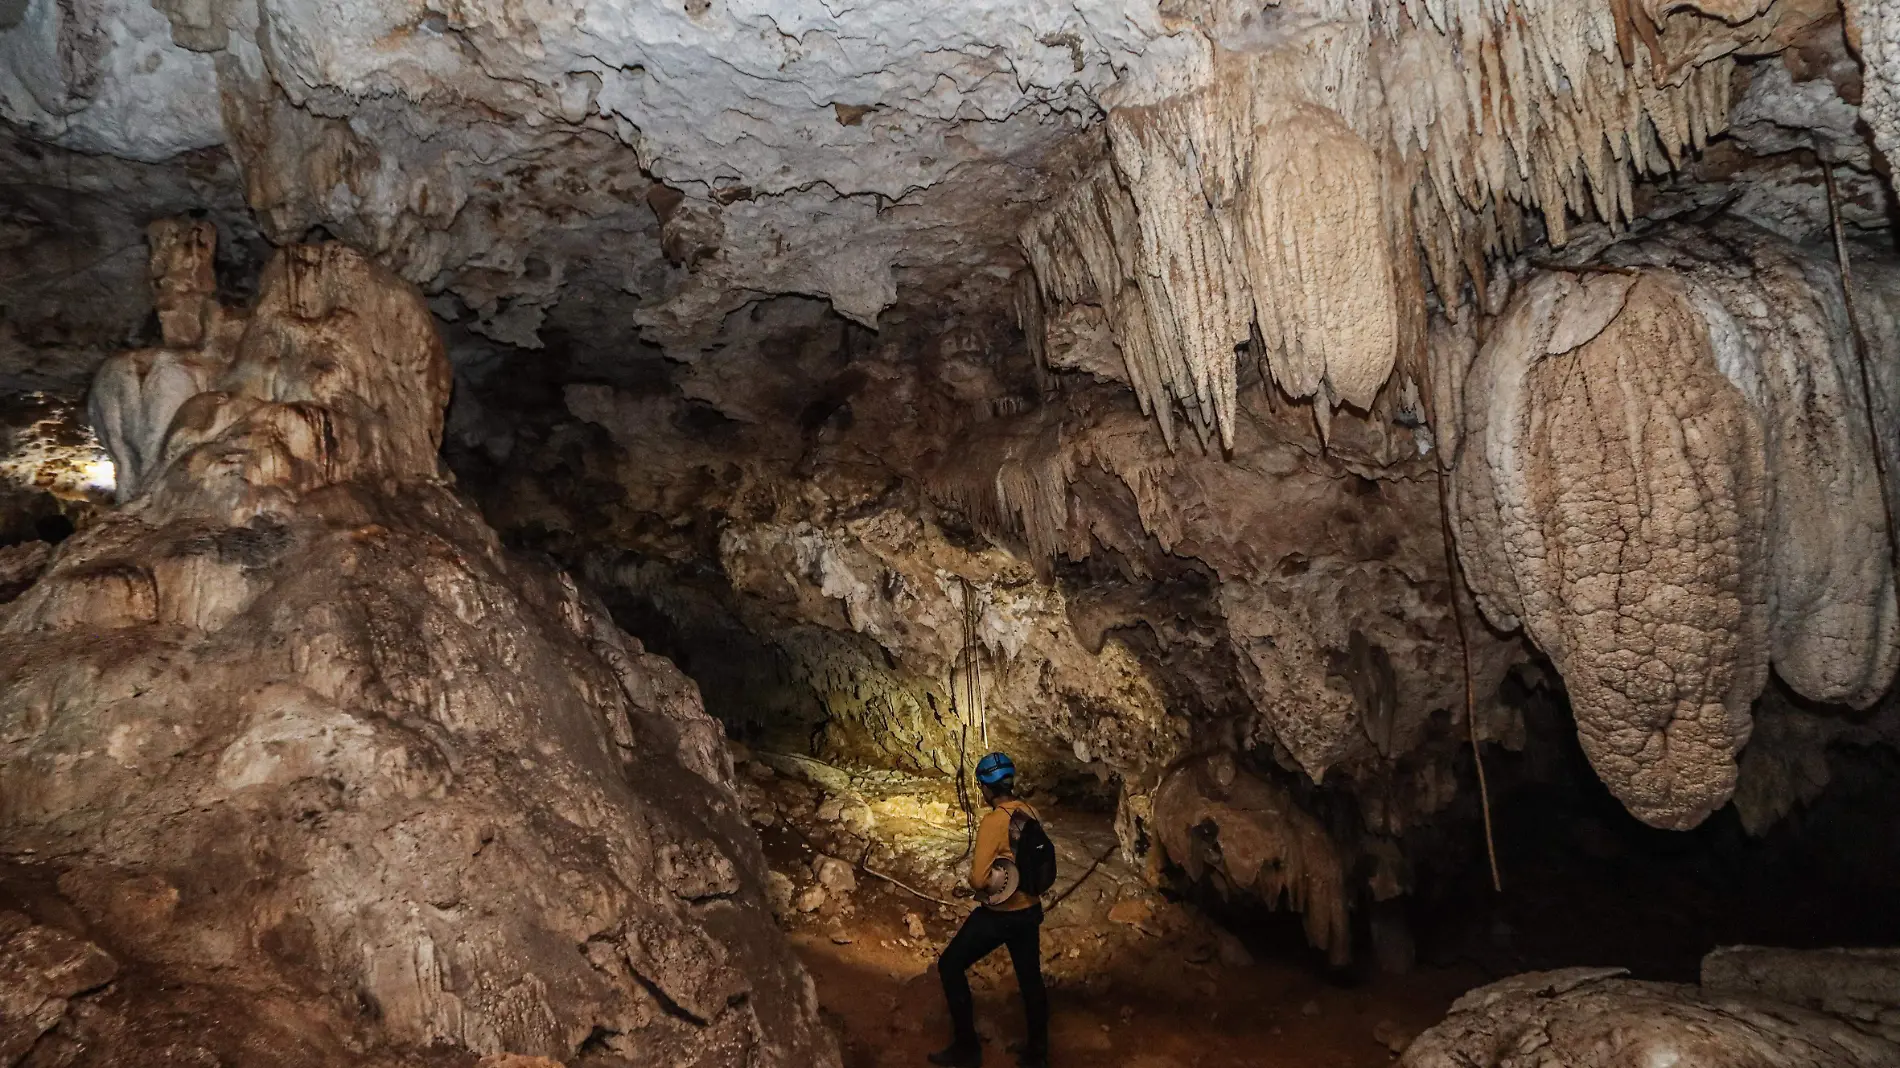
left=1021, top=0, right=1786, bottom=451
left=1451, top=221, right=1900, bottom=830
left=1241, top=103, right=1400, bottom=411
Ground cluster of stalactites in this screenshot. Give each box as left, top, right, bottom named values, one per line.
left=1020, top=0, right=1774, bottom=450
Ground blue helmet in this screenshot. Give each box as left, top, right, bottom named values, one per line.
left=976, top=752, right=1016, bottom=786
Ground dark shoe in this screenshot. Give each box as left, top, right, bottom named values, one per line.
left=1015, top=1051, right=1048, bottom=1068
left=927, top=1045, right=981, bottom=1067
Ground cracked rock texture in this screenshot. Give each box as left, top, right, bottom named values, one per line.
left=1451, top=220, right=1900, bottom=830
left=1401, top=959, right=1900, bottom=1067
left=0, top=227, right=836, bottom=1066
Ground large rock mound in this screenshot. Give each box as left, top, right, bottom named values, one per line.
left=0, top=225, right=838, bottom=1066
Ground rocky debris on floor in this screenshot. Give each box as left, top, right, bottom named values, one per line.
left=798, top=886, right=831, bottom=914
left=814, top=855, right=860, bottom=897
left=0, top=912, right=117, bottom=1064
left=1371, top=1018, right=1417, bottom=1055
left=1402, top=957, right=1900, bottom=1068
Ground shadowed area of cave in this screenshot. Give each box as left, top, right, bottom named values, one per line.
left=4, top=3, right=1900, bottom=1068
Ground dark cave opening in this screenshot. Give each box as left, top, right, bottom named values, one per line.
left=1410, top=668, right=1900, bottom=984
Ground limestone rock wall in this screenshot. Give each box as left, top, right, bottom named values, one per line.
left=0, top=228, right=837, bottom=1066
left=1150, top=754, right=1351, bottom=967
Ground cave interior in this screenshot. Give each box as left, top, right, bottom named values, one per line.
left=2, top=1, right=1900, bottom=1066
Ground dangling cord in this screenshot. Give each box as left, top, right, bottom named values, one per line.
left=1437, top=471, right=1502, bottom=893
left=1421, top=344, right=1502, bottom=894
left=951, top=577, right=981, bottom=859
left=967, top=578, right=987, bottom=749
left=1820, top=153, right=1900, bottom=599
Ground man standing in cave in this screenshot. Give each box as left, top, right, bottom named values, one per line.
left=930, top=752, right=1051, bottom=1068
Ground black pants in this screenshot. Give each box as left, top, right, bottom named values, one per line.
left=937, top=902, right=1047, bottom=1056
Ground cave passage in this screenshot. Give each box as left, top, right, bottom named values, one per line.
left=4, top=2, right=1900, bottom=1067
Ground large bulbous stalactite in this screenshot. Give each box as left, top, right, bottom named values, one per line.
left=0, top=224, right=837, bottom=1066
left=1451, top=220, right=1900, bottom=830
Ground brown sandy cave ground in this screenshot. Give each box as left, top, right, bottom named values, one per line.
left=736, top=749, right=1476, bottom=1068
left=8, top=0, right=1900, bottom=1066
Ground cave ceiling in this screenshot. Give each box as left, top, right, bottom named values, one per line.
left=1, top=0, right=1893, bottom=397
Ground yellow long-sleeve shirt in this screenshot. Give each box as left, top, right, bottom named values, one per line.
left=970, top=798, right=1041, bottom=911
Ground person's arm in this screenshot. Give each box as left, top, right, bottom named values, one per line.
left=970, top=809, right=1006, bottom=891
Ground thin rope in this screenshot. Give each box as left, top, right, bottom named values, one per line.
left=1437, top=470, right=1502, bottom=893
left=950, top=577, right=983, bottom=859
left=1820, top=154, right=1900, bottom=608
left=1420, top=335, right=1503, bottom=894
left=1044, top=840, right=1119, bottom=912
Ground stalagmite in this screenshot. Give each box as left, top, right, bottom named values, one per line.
left=87, top=220, right=242, bottom=502
left=0, top=227, right=837, bottom=1066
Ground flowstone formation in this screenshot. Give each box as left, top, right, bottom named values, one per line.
left=1402, top=953, right=1900, bottom=1067
left=0, top=227, right=837, bottom=1066
left=1450, top=220, right=1900, bottom=830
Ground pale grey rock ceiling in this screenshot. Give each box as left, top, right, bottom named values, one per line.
left=3, top=0, right=1892, bottom=398
left=0, top=0, right=1194, bottom=386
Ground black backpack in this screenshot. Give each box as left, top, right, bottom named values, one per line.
left=1009, top=811, right=1059, bottom=897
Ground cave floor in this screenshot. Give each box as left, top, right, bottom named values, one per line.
left=740, top=752, right=1480, bottom=1067
left=785, top=870, right=1479, bottom=1068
